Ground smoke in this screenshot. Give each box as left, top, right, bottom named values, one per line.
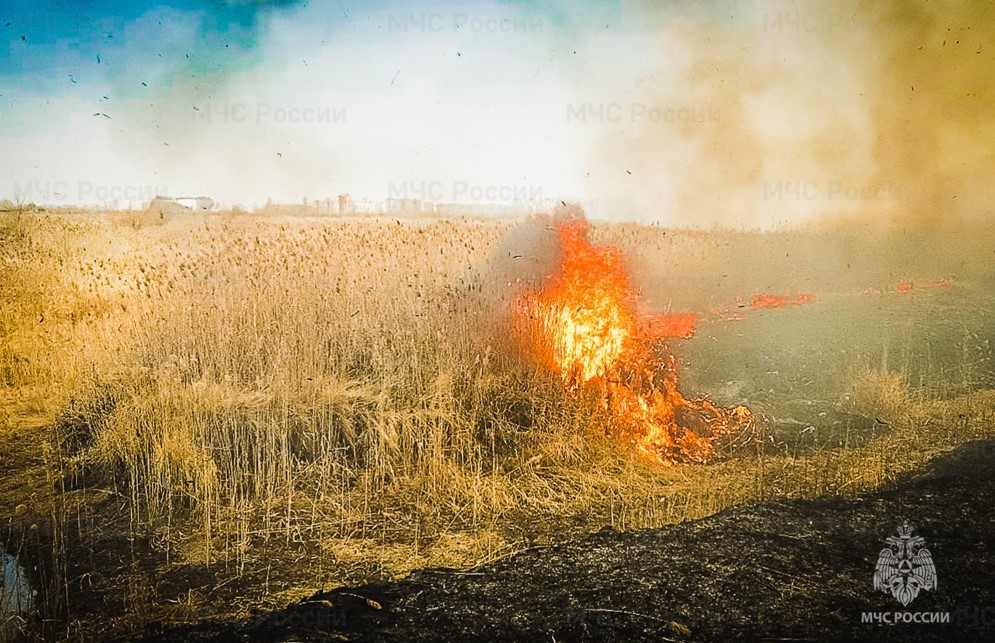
left=481, top=202, right=585, bottom=324
left=99, top=1, right=315, bottom=203
left=859, top=0, right=995, bottom=229
left=588, top=0, right=995, bottom=229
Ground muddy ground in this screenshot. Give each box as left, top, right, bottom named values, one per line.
left=134, top=439, right=995, bottom=642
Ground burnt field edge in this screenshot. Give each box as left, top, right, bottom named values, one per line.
left=133, top=439, right=995, bottom=642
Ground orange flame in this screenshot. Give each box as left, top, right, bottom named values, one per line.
left=515, top=220, right=752, bottom=465
left=643, top=312, right=699, bottom=339
left=750, top=292, right=816, bottom=309
left=896, top=279, right=952, bottom=294
left=516, top=221, right=636, bottom=382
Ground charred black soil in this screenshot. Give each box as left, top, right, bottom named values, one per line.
left=136, top=440, right=995, bottom=642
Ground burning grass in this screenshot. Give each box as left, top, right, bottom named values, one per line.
left=514, top=219, right=753, bottom=464
left=2, top=210, right=995, bottom=638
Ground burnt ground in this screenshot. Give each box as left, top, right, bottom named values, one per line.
left=134, top=440, right=995, bottom=643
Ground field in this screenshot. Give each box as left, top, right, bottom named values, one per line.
left=1, top=208, right=994, bottom=640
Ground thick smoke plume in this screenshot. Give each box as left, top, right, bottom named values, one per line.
left=590, top=0, right=994, bottom=229
left=860, top=0, right=995, bottom=229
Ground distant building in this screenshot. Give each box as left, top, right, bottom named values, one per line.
left=337, top=194, right=355, bottom=215
left=176, top=196, right=214, bottom=210
left=149, top=196, right=214, bottom=215
left=353, top=197, right=384, bottom=215
left=385, top=198, right=425, bottom=213
left=316, top=198, right=335, bottom=215
left=432, top=202, right=534, bottom=218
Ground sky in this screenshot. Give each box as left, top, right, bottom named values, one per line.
left=0, top=0, right=992, bottom=227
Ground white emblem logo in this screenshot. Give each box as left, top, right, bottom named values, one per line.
left=873, top=523, right=937, bottom=606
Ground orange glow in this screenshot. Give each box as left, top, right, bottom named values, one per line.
left=515, top=220, right=636, bottom=383
left=515, top=219, right=752, bottom=465
left=642, top=312, right=699, bottom=339
left=750, top=292, right=816, bottom=309
left=750, top=293, right=790, bottom=309
left=896, top=279, right=952, bottom=294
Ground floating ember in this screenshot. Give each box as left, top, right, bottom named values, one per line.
left=514, top=219, right=753, bottom=465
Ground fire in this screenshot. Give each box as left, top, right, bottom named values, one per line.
left=864, top=280, right=952, bottom=296
left=515, top=219, right=752, bottom=465
left=896, top=279, right=953, bottom=294
left=516, top=220, right=636, bottom=382
left=643, top=312, right=698, bottom=339
left=750, top=292, right=816, bottom=309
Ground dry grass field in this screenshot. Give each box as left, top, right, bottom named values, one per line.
left=2, top=208, right=994, bottom=640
